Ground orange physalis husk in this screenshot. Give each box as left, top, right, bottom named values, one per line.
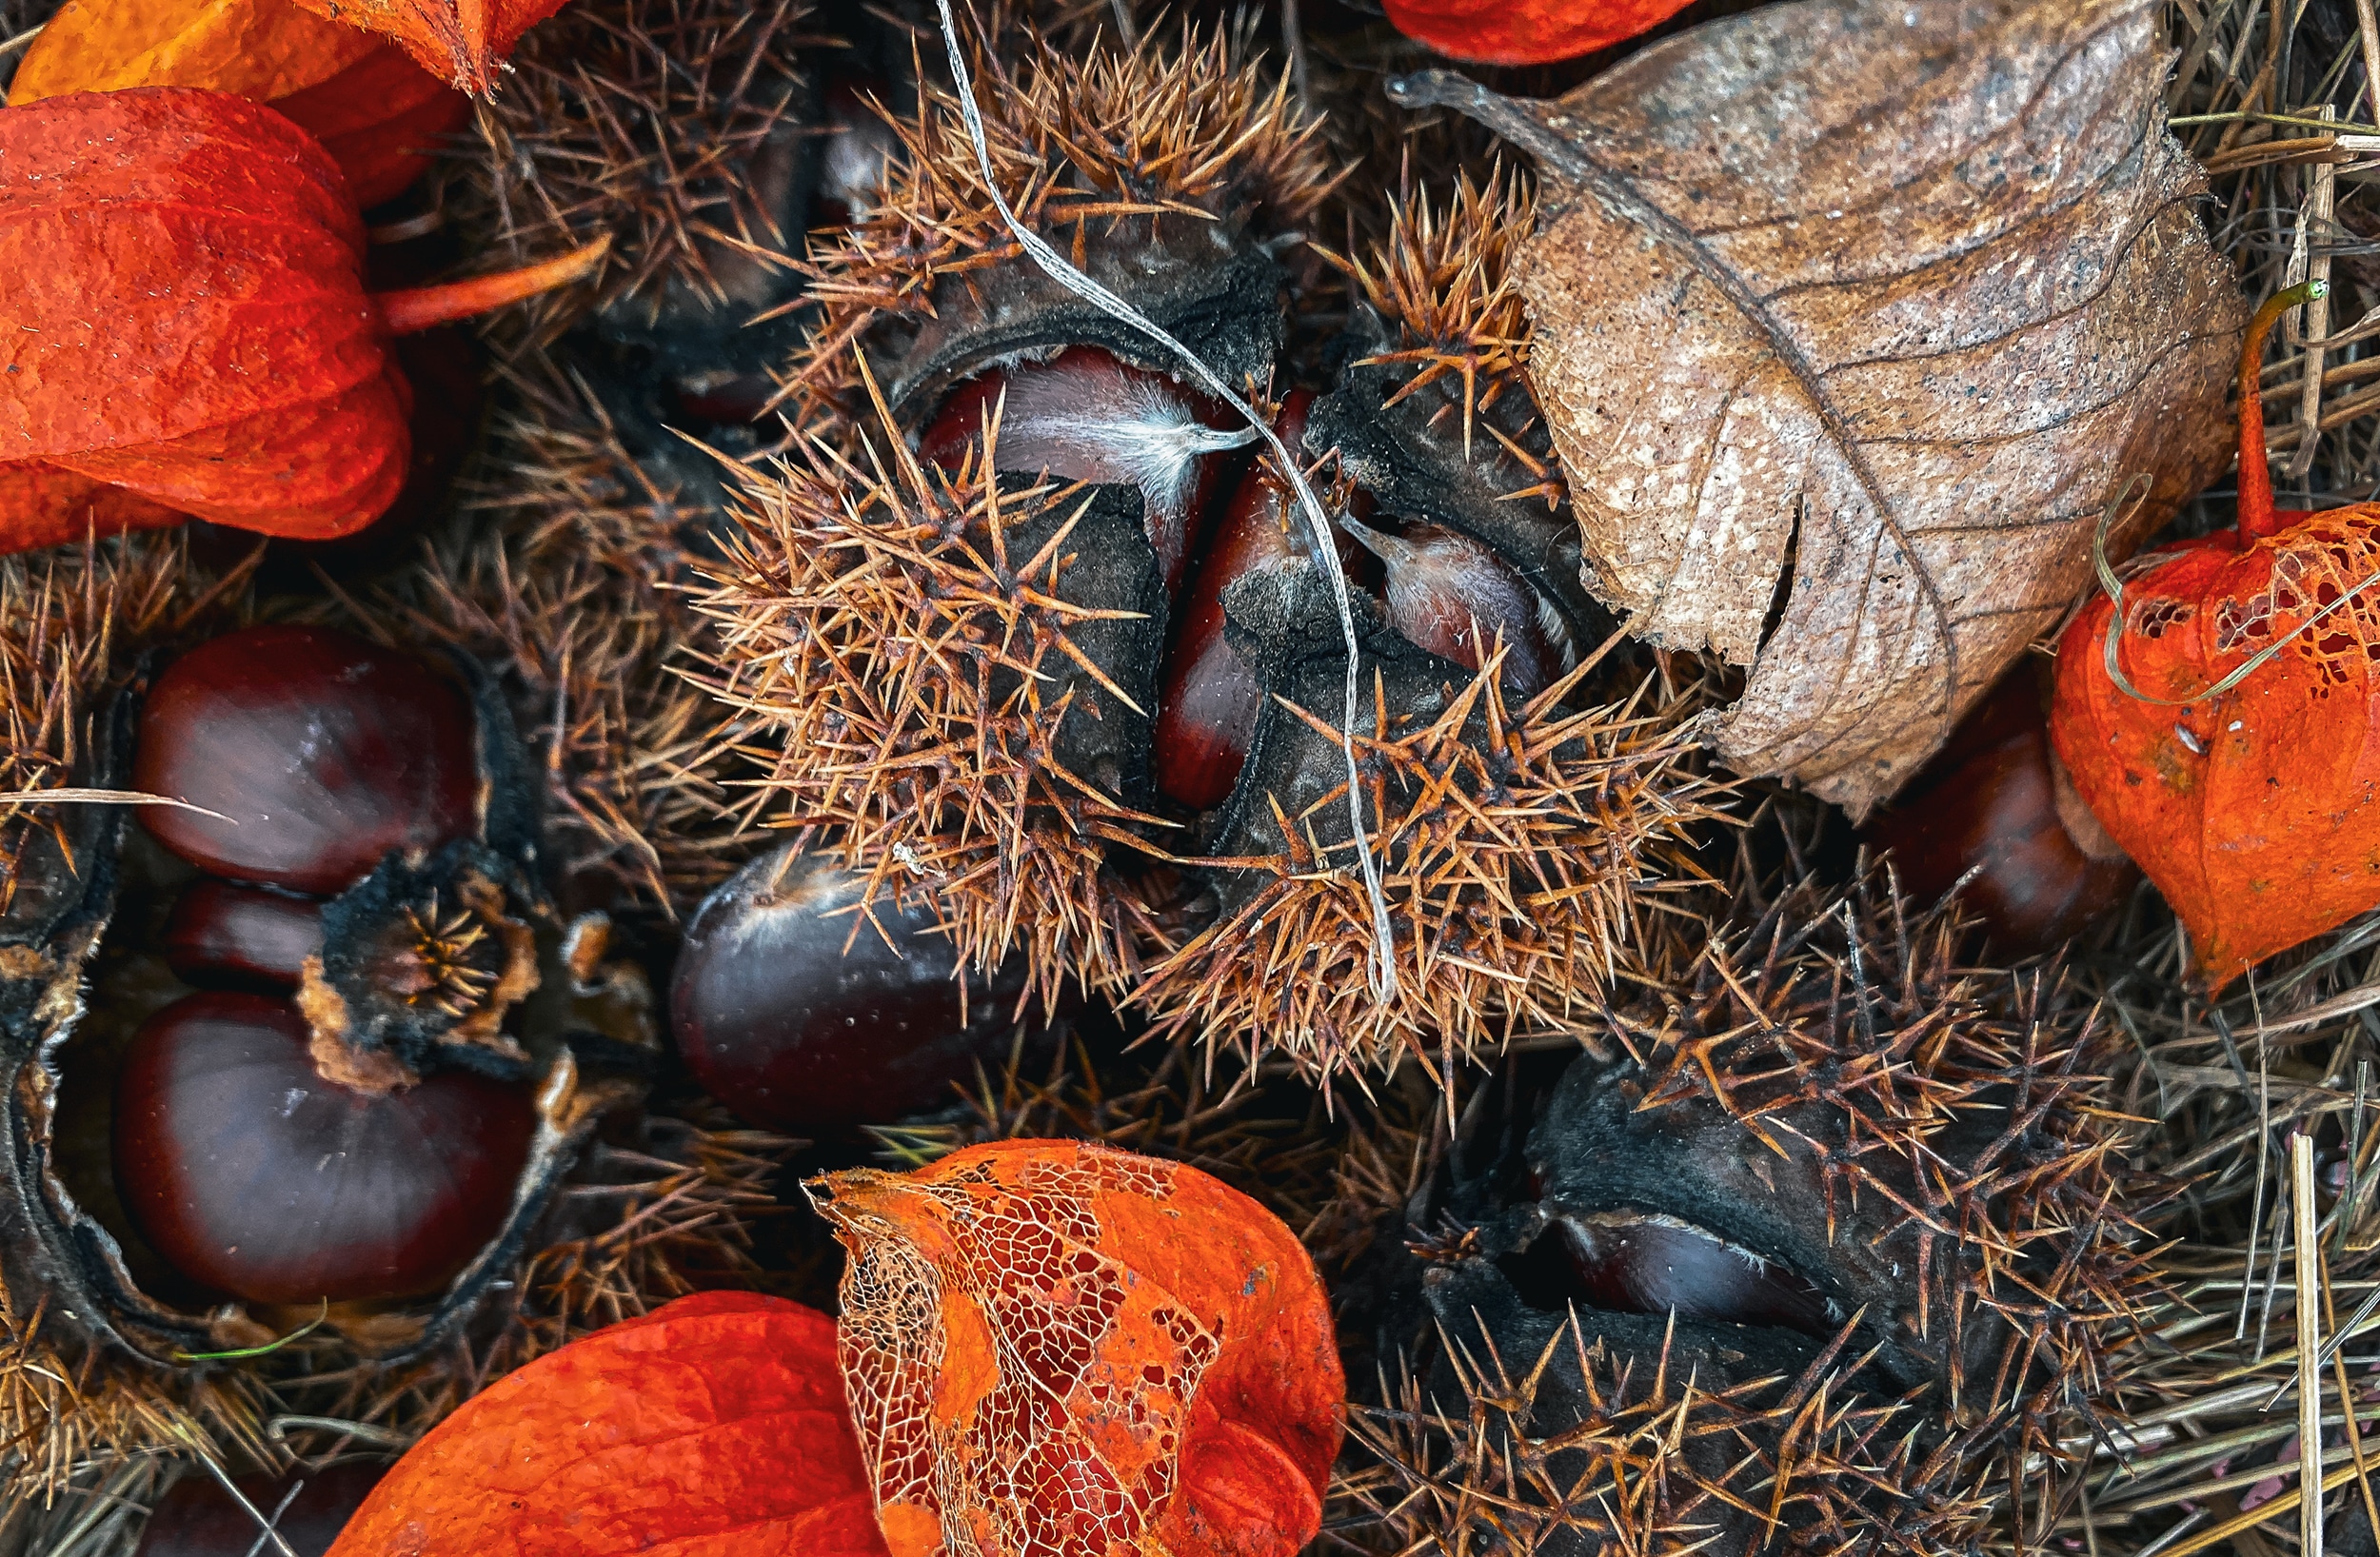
left=325, top=1291, right=891, bottom=1556
left=1381, top=0, right=1696, bottom=65
left=807, top=1139, right=1344, bottom=1557
left=2051, top=279, right=2380, bottom=987
left=281, top=0, right=572, bottom=97
left=7, top=0, right=466, bottom=206
left=0, top=89, right=605, bottom=556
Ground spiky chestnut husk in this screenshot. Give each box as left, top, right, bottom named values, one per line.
left=392, top=356, right=748, bottom=915
left=0, top=1110, right=784, bottom=1508
left=1340, top=877, right=2164, bottom=1557
left=0, top=595, right=682, bottom=1434
left=460, top=0, right=813, bottom=341
left=1133, top=562, right=1716, bottom=1085
left=1308, top=170, right=1609, bottom=670
left=783, top=16, right=1334, bottom=429
left=693, top=417, right=1171, bottom=1010
left=0, top=536, right=188, bottom=920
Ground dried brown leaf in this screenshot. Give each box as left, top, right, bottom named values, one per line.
left=1398, top=0, right=2248, bottom=815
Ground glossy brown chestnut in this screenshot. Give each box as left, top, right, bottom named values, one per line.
left=1865, top=675, right=2139, bottom=956
left=114, top=992, right=536, bottom=1306
left=160, top=880, right=325, bottom=991
left=1153, top=391, right=1368, bottom=811
left=134, top=1462, right=384, bottom=1557
left=134, top=626, right=479, bottom=895
left=669, top=844, right=1034, bottom=1133
left=916, top=345, right=1242, bottom=598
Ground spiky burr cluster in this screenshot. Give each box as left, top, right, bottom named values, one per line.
left=462, top=0, right=811, bottom=332
left=1344, top=874, right=2162, bottom=1556
left=693, top=410, right=1172, bottom=1012
left=1133, top=646, right=1714, bottom=1080
left=1620, top=882, right=2154, bottom=1426
left=390, top=360, right=743, bottom=913
left=783, top=16, right=1336, bottom=415
left=690, top=17, right=1720, bottom=1086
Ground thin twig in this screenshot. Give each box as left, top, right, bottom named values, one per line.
left=2291, top=112, right=2338, bottom=481
left=2297, top=1133, right=2326, bottom=1557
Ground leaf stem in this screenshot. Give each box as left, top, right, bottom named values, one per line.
left=373, top=236, right=611, bottom=336
left=2239, top=280, right=2330, bottom=542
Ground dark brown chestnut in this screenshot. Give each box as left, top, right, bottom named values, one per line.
left=160, top=880, right=325, bottom=991
left=133, top=625, right=479, bottom=895
left=114, top=992, right=536, bottom=1306
left=916, top=345, right=1244, bottom=599
left=1555, top=1212, right=1837, bottom=1338
left=134, top=1462, right=384, bottom=1557
left=1864, top=673, right=2139, bottom=956
left=1153, top=389, right=1346, bottom=811
left=669, top=843, right=1035, bottom=1133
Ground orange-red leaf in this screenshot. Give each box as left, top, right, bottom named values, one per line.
left=281, top=0, right=573, bottom=96
left=2051, top=511, right=2380, bottom=985
left=810, top=1140, right=1343, bottom=1557
left=1382, top=0, right=1695, bottom=65
left=7, top=0, right=465, bottom=206
left=271, top=43, right=469, bottom=207
left=327, top=1291, right=892, bottom=1556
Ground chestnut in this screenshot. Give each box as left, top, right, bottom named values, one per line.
left=134, top=1462, right=384, bottom=1557
left=1338, top=514, right=1568, bottom=699
left=114, top=992, right=536, bottom=1305
left=160, top=880, right=325, bottom=991
left=1864, top=673, right=2139, bottom=956
left=133, top=625, right=479, bottom=895
left=916, top=345, right=1245, bottom=598
left=1153, top=389, right=1360, bottom=811
left=1554, top=1212, right=1836, bottom=1337
left=669, top=843, right=1034, bottom=1133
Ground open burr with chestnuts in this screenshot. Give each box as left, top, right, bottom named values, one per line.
left=696, top=19, right=1720, bottom=1094
left=0, top=563, right=660, bottom=1376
